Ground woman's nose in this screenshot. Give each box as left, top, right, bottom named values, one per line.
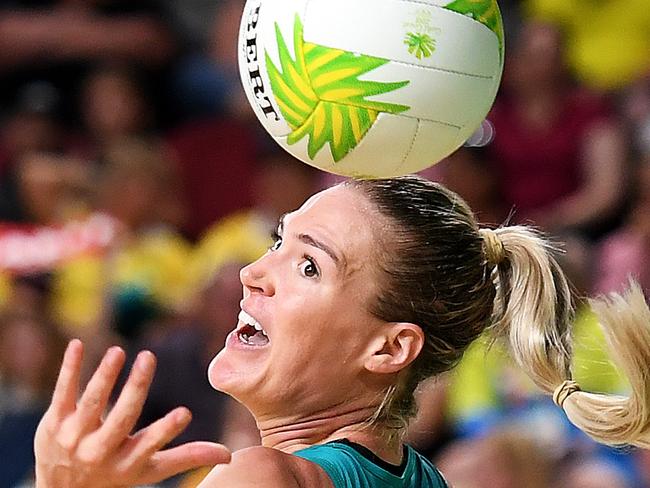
left=239, top=257, right=275, bottom=296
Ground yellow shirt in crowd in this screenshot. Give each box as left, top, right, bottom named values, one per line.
left=526, top=0, right=650, bottom=90
left=50, top=228, right=193, bottom=331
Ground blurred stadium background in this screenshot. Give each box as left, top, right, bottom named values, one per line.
left=0, top=0, right=648, bottom=487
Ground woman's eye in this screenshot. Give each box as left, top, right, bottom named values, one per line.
left=299, top=257, right=320, bottom=278
left=270, top=236, right=282, bottom=251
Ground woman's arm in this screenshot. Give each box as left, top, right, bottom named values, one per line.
left=198, top=446, right=335, bottom=488
left=34, top=340, right=230, bottom=488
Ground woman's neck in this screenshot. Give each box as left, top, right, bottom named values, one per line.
left=256, top=403, right=403, bottom=465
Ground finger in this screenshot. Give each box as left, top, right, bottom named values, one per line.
left=98, top=350, right=156, bottom=452
left=140, top=442, right=231, bottom=485
left=74, top=346, right=126, bottom=433
left=124, top=407, right=193, bottom=464
left=49, top=339, right=84, bottom=418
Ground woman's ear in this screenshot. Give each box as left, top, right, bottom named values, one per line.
left=364, top=323, right=424, bottom=374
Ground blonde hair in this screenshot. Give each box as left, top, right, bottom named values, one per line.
left=480, top=226, right=649, bottom=448
left=349, top=176, right=650, bottom=448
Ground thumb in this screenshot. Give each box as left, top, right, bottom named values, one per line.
left=142, top=442, right=231, bottom=484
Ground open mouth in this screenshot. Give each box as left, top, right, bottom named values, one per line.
left=237, top=310, right=269, bottom=346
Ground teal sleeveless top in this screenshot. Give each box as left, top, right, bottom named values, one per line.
left=294, top=440, right=448, bottom=488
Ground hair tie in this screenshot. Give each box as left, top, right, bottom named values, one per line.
left=553, top=380, right=581, bottom=408
left=479, top=228, right=505, bottom=266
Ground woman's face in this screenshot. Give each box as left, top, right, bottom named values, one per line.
left=208, top=185, right=388, bottom=419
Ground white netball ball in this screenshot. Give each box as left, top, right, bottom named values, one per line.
left=239, top=0, right=504, bottom=178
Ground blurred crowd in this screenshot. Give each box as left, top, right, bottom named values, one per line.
left=0, top=0, right=648, bottom=487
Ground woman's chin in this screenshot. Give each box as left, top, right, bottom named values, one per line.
left=208, top=349, right=235, bottom=392
left=207, top=348, right=257, bottom=398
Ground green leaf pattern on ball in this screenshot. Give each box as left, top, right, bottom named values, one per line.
left=444, top=0, right=504, bottom=50
left=265, top=15, right=410, bottom=162
left=404, top=32, right=436, bottom=59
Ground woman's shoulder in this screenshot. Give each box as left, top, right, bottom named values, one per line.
left=198, top=446, right=334, bottom=488
left=295, top=441, right=449, bottom=488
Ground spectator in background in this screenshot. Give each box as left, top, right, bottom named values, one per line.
left=159, top=0, right=220, bottom=53
left=76, top=64, right=157, bottom=161
left=2, top=273, right=53, bottom=319
left=525, top=0, right=650, bottom=91
left=436, top=429, right=551, bottom=488
left=96, top=138, right=186, bottom=233
left=1, top=64, right=162, bottom=226
left=0, top=81, right=64, bottom=174
left=595, top=161, right=650, bottom=298
left=169, top=0, right=249, bottom=120
left=560, top=459, right=631, bottom=488
left=50, top=137, right=191, bottom=344
left=0, top=0, right=176, bottom=128
left=0, top=81, right=74, bottom=223
left=0, top=0, right=175, bottom=70
left=0, top=151, right=91, bottom=225
left=486, top=21, right=626, bottom=240
left=0, top=309, right=67, bottom=487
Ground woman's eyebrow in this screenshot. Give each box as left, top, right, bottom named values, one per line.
left=297, top=233, right=344, bottom=269
left=279, top=213, right=348, bottom=272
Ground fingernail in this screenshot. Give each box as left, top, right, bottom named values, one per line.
left=106, top=346, right=123, bottom=366
left=65, top=339, right=82, bottom=359
left=136, top=350, right=155, bottom=371
left=67, top=338, right=82, bottom=352
left=175, top=407, right=191, bottom=423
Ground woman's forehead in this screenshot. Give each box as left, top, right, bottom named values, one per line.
left=290, top=185, right=370, bottom=226
left=284, top=186, right=378, bottom=260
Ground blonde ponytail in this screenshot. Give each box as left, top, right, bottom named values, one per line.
left=486, top=226, right=650, bottom=448
left=565, top=285, right=650, bottom=448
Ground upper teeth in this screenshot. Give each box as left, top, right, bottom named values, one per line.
left=239, top=310, right=266, bottom=333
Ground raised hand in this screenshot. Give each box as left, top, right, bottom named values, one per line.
left=35, top=340, right=231, bottom=488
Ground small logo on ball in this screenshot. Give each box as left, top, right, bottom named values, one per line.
left=403, top=9, right=439, bottom=59
left=404, top=32, right=436, bottom=59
